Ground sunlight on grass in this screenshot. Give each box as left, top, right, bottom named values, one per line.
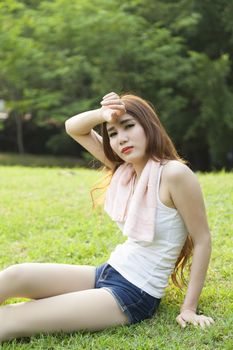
left=0, top=166, right=232, bottom=349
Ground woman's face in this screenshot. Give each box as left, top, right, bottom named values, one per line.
left=106, top=113, right=148, bottom=166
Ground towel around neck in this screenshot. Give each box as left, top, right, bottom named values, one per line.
left=104, top=159, right=161, bottom=242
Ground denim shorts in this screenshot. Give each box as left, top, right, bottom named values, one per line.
left=95, top=263, right=161, bottom=324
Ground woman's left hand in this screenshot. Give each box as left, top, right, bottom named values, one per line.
left=176, top=309, right=215, bottom=328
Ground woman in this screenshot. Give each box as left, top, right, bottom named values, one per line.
left=0, top=92, right=214, bottom=342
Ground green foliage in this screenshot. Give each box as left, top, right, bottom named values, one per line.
left=0, top=0, right=232, bottom=169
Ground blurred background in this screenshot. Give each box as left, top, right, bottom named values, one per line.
left=0, top=0, right=232, bottom=171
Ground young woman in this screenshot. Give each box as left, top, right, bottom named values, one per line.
left=0, top=92, right=214, bottom=342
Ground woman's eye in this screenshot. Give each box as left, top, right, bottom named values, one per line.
left=108, top=124, right=134, bottom=137
left=125, top=124, right=135, bottom=129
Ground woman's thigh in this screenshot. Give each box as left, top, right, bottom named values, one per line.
left=1, top=263, right=96, bottom=300
left=0, top=288, right=129, bottom=341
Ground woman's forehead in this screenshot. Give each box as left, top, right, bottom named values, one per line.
left=106, top=113, right=135, bottom=128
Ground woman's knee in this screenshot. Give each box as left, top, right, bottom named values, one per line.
left=2, top=263, right=32, bottom=287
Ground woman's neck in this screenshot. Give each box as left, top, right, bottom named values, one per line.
left=130, top=157, right=149, bottom=179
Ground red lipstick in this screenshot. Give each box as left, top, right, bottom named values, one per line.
left=121, top=147, right=133, bottom=154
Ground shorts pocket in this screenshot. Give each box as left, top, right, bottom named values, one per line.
left=125, top=287, right=146, bottom=308
left=99, top=264, right=112, bottom=281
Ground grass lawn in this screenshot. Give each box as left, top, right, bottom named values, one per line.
left=0, top=164, right=232, bottom=349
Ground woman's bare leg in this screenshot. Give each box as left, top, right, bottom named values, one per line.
left=0, top=288, right=129, bottom=342
left=0, top=263, right=96, bottom=303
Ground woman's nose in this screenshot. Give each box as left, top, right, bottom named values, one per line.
left=118, top=131, right=129, bottom=145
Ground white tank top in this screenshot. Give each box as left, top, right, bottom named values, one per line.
left=107, top=165, right=188, bottom=298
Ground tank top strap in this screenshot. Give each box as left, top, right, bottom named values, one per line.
left=156, top=164, right=164, bottom=198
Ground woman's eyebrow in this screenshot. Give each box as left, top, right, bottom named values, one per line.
left=107, top=118, right=134, bottom=133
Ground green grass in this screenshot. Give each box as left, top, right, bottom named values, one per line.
left=0, top=164, right=232, bottom=349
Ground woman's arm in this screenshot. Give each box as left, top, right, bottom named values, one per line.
left=66, top=109, right=114, bottom=169
left=166, top=161, right=215, bottom=328
left=65, top=92, right=125, bottom=169
left=65, top=92, right=125, bottom=136
left=180, top=236, right=211, bottom=313
left=65, top=108, right=105, bottom=136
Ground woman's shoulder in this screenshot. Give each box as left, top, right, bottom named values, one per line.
left=162, top=160, right=196, bottom=184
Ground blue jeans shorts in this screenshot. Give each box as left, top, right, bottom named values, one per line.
left=95, top=263, right=161, bottom=324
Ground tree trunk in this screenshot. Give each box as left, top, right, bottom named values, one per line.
left=15, top=113, right=24, bottom=154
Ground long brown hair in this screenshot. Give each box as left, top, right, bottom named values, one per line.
left=92, top=93, right=193, bottom=289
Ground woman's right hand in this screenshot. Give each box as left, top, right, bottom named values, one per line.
left=100, top=92, right=126, bottom=123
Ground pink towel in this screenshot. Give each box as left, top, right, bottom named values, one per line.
left=104, top=159, right=161, bottom=242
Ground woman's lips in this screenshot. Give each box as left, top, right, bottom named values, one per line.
left=122, top=147, right=134, bottom=154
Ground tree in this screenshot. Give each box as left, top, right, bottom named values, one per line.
left=0, top=0, right=232, bottom=169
